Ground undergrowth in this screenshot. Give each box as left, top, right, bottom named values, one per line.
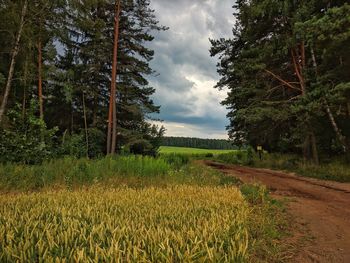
left=215, top=152, right=350, bottom=182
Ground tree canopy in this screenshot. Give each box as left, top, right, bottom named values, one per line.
left=211, top=0, right=350, bottom=162
left=0, top=0, right=166, bottom=163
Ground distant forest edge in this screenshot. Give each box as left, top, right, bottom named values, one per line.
left=161, top=137, right=237, bottom=150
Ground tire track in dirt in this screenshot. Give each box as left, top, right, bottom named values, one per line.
left=204, top=161, right=350, bottom=263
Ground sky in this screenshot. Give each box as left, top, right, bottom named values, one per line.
left=148, top=0, right=236, bottom=139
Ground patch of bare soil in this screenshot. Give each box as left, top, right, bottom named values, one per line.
left=204, top=161, right=350, bottom=263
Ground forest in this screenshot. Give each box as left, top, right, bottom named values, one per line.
left=0, top=1, right=350, bottom=262
left=211, top=0, right=350, bottom=164
left=0, top=0, right=166, bottom=164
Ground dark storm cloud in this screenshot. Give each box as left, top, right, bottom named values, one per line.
left=148, top=0, right=235, bottom=138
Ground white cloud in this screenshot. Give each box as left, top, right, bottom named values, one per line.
left=152, top=121, right=228, bottom=139
left=148, top=0, right=235, bottom=138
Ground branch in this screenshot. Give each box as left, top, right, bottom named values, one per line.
left=291, top=48, right=305, bottom=94
left=263, top=69, right=301, bottom=92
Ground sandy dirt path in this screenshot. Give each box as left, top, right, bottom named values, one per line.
left=204, top=161, right=350, bottom=263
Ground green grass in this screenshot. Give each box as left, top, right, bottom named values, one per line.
left=255, top=154, right=350, bottom=182
left=214, top=151, right=350, bottom=183
left=0, top=155, right=239, bottom=192
left=159, top=146, right=237, bottom=155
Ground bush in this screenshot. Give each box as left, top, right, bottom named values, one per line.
left=160, top=153, right=190, bottom=169
left=60, top=128, right=105, bottom=158
left=0, top=102, right=58, bottom=164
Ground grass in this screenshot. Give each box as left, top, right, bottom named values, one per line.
left=0, top=155, right=288, bottom=262
left=255, top=154, right=350, bottom=182
left=0, top=186, right=249, bottom=262
left=0, top=156, right=239, bottom=192
left=214, top=151, right=350, bottom=183
left=0, top=185, right=286, bottom=262
left=159, top=146, right=237, bottom=155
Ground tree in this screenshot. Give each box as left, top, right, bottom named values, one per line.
left=0, top=0, right=28, bottom=123
left=107, top=0, right=121, bottom=155
left=211, top=0, right=350, bottom=163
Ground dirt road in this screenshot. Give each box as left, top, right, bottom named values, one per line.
left=204, top=161, right=350, bottom=263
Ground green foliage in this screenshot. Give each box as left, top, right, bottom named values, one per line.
left=0, top=0, right=167, bottom=162
left=125, top=124, right=165, bottom=156
left=240, top=184, right=269, bottom=205
left=0, top=102, right=58, bottom=164
left=254, top=153, right=350, bottom=183
left=0, top=156, right=240, bottom=191
left=215, top=151, right=250, bottom=165
left=211, top=0, right=350, bottom=160
left=60, top=128, right=105, bottom=158
left=160, top=153, right=190, bottom=169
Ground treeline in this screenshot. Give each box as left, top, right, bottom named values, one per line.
left=0, top=0, right=166, bottom=163
left=161, top=137, right=237, bottom=150
left=211, top=1, right=350, bottom=163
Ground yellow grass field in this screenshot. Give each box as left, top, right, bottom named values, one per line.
left=0, top=186, right=249, bottom=262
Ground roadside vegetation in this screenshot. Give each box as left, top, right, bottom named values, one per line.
left=215, top=151, right=350, bottom=183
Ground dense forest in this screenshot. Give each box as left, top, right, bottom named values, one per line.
left=161, top=137, right=238, bottom=150
left=211, top=1, right=350, bottom=163
left=0, top=0, right=166, bottom=163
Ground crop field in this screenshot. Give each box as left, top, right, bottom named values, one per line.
left=159, top=146, right=237, bottom=155
left=0, top=186, right=250, bottom=262
left=0, top=156, right=285, bottom=262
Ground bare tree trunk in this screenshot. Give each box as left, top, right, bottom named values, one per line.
left=38, top=38, right=44, bottom=120
left=92, top=95, right=97, bottom=127
left=0, top=0, right=28, bottom=124
left=311, top=46, right=348, bottom=154
left=22, top=56, right=29, bottom=118
left=83, top=92, right=89, bottom=158
left=107, top=0, right=121, bottom=154
left=291, top=47, right=306, bottom=95
left=325, top=103, right=348, bottom=153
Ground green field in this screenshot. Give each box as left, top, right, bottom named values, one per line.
left=159, top=146, right=237, bottom=155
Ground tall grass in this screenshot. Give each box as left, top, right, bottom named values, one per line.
left=0, top=155, right=238, bottom=191
left=0, top=156, right=170, bottom=191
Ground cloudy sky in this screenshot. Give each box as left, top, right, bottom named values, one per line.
left=148, top=0, right=235, bottom=139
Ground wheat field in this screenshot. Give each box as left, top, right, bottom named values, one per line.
left=0, top=186, right=249, bottom=262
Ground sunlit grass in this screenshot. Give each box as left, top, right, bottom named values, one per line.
left=159, top=146, right=237, bottom=155
left=0, top=186, right=249, bottom=262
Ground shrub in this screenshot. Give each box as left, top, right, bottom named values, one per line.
left=0, top=102, right=58, bottom=164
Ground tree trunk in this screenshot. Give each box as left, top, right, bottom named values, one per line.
left=22, top=56, right=29, bottom=118
left=325, top=103, right=348, bottom=153
left=0, top=0, right=28, bottom=124
left=38, top=38, right=44, bottom=120
left=107, top=0, right=121, bottom=155
left=311, top=46, right=349, bottom=154
left=92, top=95, right=98, bottom=127
left=83, top=92, right=89, bottom=158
